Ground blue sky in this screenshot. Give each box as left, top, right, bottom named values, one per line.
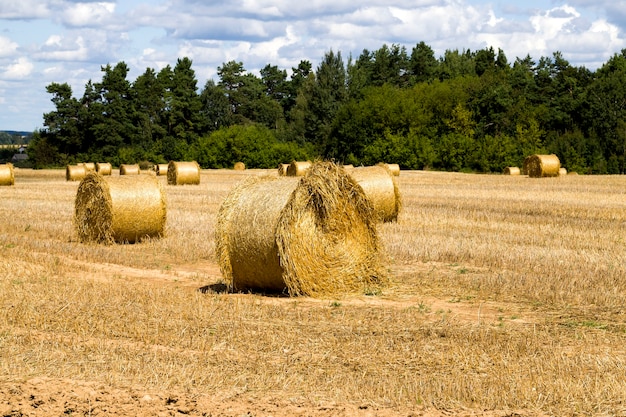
left=1, top=0, right=625, bottom=131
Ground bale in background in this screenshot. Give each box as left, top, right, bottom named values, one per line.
left=233, top=161, right=246, bottom=171
left=66, top=164, right=86, bottom=181
left=0, top=163, right=14, bottom=186
left=83, top=162, right=96, bottom=173
left=95, top=162, right=112, bottom=176
left=559, top=167, right=568, bottom=176
left=167, top=160, right=200, bottom=185
left=522, top=156, right=532, bottom=175
left=286, top=160, right=312, bottom=176
left=216, top=161, right=386, bottom=297
left=349, top=164, right=401, bottom=222
left=74, top=172, right=166, bottom=244
left=155, top=163, right=168, bottom=176
left=120, top=164, right=140, bottom=175
left=526, top=154, right=561, bottom=178
left=503, top=167, right=521, bottom=175
left=382, top=163, right=400, bottom=176
left=277, top=163, right=289, bottom=176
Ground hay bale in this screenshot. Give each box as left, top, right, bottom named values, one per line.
left=0, top=163, right=14, bottom=186
left=167, top=161, right=200, bottom=185
left=382, top=163, right=400, bottom=176
left=154, top=163, right=168, bottom=176
left=120, top=164, right=140, bottom=175
left=286, top=160, right=312, bottom=176
left=215, top=161, right=386, bottom=297
left=74, top=172, right=166, bottom=244
left=233, top=161, right=246, bottom=171
left=349, top=164, right=401, bottom=223
left=95, top=162, right=112, bottom=176
left=66, top=164, right=86, bottom=182
left=559, top=167, right=567, bottom=176
left=526, top=154, right=561, bottom=178
left=342, top=164, right=354, bottom=172
left=522, top=156, right=532, bottom=175
left=503, top=166, right=520, bottom=175
left=83, top=162, right=96, bottom=173
left=277, top=163, right=289, bottom=176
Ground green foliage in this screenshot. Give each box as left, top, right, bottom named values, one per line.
left=31, top=46, right=626, bottom=174
left=192, top=124, right=313, bottom=169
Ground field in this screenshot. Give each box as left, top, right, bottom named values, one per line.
left=1, top=168, right=625, bottom=416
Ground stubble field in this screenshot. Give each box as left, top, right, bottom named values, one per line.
left=1, top=167, right=625, bottom=416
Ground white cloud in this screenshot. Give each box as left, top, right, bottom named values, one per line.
left=61, top=2, right=116, bottom=27
left=0, top=0, right=51, bottom=19
left=0, top=57, right=34, bottom=80
left=0, top=36, right=19, bottom=57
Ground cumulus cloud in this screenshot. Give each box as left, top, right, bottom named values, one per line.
left=0, top=57, right=34, bottom=80
left=0, top=36, right=19, bottom=57
left=60, top=1, right=116, bottom=27
left=0, top=0, right=51, bottom=19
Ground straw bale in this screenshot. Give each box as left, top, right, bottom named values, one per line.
left=277, top=163, right=289, bottom=176
left=215, top=161, right=386, bottom=297
left=526, top=154, right=561, bottom=178
left=342, top=164, right=354, bottom=172
left=522, top=156, right=532, bottom=175
left=286, top=160, right=312, bottom=176
left=349, top=164, right=401, bottom=222
left=155, top=164, right=168, bottom=176
left=95, top=162, right=112, bottom=175
left=74, top=172, right=166, bottom=244
left=0, top=163, right=14, bottom=186
left=120, top=164, right=140, bottom=175
left=382, top=163, right=400, bottom=176
left=167, top=160, right=200, bottom=185
left=233, top=161, right=246, bottom=170
left=66, top=164, right=86, bottom=181
left=503, top=166, right=520, bottom=175
left=559, top=167, right=567, bottom=176
left=83, top=162, right=96, bottom=173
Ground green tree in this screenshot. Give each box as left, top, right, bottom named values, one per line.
left=42, top=82, right=82, bottom=156
left=408, top=41, right=438, bottom=84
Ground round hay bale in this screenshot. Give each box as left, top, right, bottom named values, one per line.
left=154, top=163, right=169, bottom=176
left=167, top=161, right=200, bottom=185
left=83, top=162, right=96, bottom=173
left=503, top=166, right=520, bottom=175
left=568, top=171, right=579, bottom=176
left=559, top=167, right=567, bottom=176
left=522, top=155, right=533, bottom=175
left=286, top=160, right=312, bottom=176
left=526, top=154, right=561, bottom=178
left=66, top=164, right=86, bottom=182
left=342, top=164, right=354, bottom=172
left=216, top=161, right=387, bottom=297
left=381, top=163, right=400, bottom=176
left=74, top=172, right=166, bottom=244
left=233, top=161, right=246, bottom=171
left=95, top=162, right=112, bottom=176
left=0, top=163, right=14, bottom=186
left=350, top=164, right=401, bottom=223
left=277, top=163, right=289, bottom=176
left=119, top=164, right=140, bottom=175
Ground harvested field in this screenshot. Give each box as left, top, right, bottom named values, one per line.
left=1, top=168, right=626, bottom=417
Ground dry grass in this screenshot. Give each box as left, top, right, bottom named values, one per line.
left=1, top=168, right=626, bottom=415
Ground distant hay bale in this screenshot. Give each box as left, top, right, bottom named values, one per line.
left=277, top=163, right=289, bottom=176
left=0, top=163, right=14, bottom=186
left=233, top=161, right=246, bottom=171
left=382, top=163, right=400, bottom=176
left=74, top=172, right=166, bottom=244
left=82, top=162, right=96, bottom=173
left=526, top=154, right=561, bottom=178
left=568, top=171, right=579, bottom=176
left=155, top=164, right=168, bottom=176
left=215, top=161, right=386, bottom=297
left=503, top=167, right=521, bottom=175
left=95, top=162, right=112, bottom=176
left=120, top=164, right=140, bottom=175
left=342, top=164, right=354, bottom=172
left=350, top=164, right=401, bottom=222
left=286, top=160, right=312, bottom=176
left=167, top=161, right=200, bottom=185
left=559, top=167, right=568, bottom=176
left=66, top=164, right=86, bottom=182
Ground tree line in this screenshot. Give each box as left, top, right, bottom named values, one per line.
left=28, top=42, right=626, bottom=174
